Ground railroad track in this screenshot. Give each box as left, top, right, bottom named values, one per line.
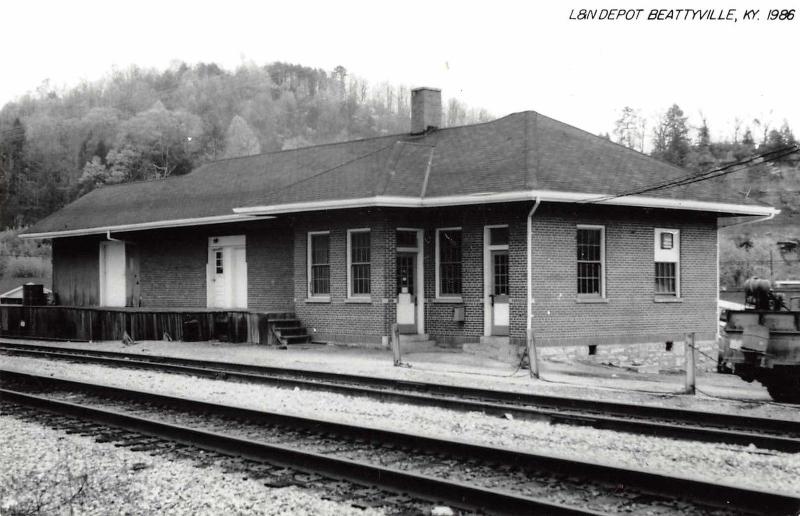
left=2, top=341, right=799, bottom=453
left=2, top=370, right=799, bottom=515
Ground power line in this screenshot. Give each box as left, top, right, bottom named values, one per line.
left=257, top=141, right=398, bottom=198
left=580, top=145, right=799, bottom=204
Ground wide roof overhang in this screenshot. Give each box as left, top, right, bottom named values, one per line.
left=20, top=189, right=778, bottom=240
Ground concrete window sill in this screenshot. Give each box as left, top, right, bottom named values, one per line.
left=345, top=297, right=372, bottom=304
left=304, top=297, right=331, bottom=303
left=654, top=297, right=683, bottom=303
left=433, top=297, right=464, bottom=304
left=575, top=297, right=609, bottom=304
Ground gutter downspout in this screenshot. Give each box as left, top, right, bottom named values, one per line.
left=526, top=196, right=541, bottom=333
left=527, top=195, right=541, bottom=378
left=106, top=230, right=122, bottom=242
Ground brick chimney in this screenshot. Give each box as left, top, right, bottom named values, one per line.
left=411, top=87, right=442, bottom=135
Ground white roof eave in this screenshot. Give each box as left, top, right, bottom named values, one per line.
left=21, top=190, right=778, bottom=239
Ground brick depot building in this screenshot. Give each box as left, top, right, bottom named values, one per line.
left=22, top=88, right=777, bottom=357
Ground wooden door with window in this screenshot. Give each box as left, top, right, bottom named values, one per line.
left=490, top=249, right=510, bottom=336
left=396, top=252, right=417, bottom=333
left=211, top=247, right=226, bottom=306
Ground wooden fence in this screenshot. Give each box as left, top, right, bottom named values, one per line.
left=0, top=306, right=289, bottom=344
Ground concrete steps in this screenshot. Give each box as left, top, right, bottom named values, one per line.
left=269, top=316, right=311, bottom=346
left=398, top=334, right=440, bottom=353
left=462, top=336, right=522, bottom=364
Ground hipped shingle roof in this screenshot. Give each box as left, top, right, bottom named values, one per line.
left=26, top=111, right=770, bottom=236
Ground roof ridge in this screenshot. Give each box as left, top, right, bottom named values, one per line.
left=252, top=141, right=399, bottom=200
left=205, top=132, right=402, bottom=165
left=83, top=116, right=520, bottom=193
left=523, top=111, right=542, bottom=190
left=188, top=113, right=514, bottom=167
left=523, top=111, right=530, bottom=188
left=376, top=141, right=406, bottom=195
left=533, top=110, right=692, bottom=176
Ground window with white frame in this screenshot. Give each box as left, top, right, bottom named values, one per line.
left=654, top=229, right=680, bottom=296
left=437, top=228, right=462, bottom=297
left=308, top=232, right=330, bottom=297
left=576, top=225, right=605, bottom=296
left=347, top=229, right=371, bottom=296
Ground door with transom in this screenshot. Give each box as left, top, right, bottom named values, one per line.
left=396, top=252, right=417, bottom=333
left=485, top=225, right=510, bottom=336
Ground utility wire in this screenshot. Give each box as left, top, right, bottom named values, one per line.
left=579, top=145, right=799, bottom=204
left=642, top=146, right=798, bottom=192
left=254, top=141, right=398, bottom=198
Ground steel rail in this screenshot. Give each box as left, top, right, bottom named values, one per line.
left=0, top=387, right=593, bottom=516
left=2, top=369, right=799, bottom=516
left=2, top=342, right=799, bottom=451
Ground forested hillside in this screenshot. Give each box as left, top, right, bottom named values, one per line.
left=0, top=61, right=491, bottom=228
left=608, top=105, right=800, bottom=286
left=0, top=62, right=797, bottom=288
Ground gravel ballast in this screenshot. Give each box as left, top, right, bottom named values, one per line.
left=3, top=337, right=793, bottom=420
left=2, top=354, right=799, bottom=495
left=0, top=414, right=386, bottom=515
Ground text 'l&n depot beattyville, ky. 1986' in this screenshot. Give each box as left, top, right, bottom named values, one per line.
left=567, top=8, right=796, bottom=22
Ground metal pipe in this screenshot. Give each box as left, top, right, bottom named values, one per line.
left=526, top=196, right=542, bottom=379
left=106, top=230, right=122, bottom=242
left=526, top=196, right=541, bottom=334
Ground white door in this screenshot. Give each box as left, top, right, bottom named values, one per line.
left=100, top=241, right=126, bottom=307
left=208, top=236, right=247, bottom=309
left=211, top=247, right=226, bottom=307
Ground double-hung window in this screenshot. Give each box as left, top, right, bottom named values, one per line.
left=654, top=229, right=680, bottom=296
left=436, top=228, right=462, bottom=298
left=308, top=232, right=330, bottom=297
left=576, top=225, right=605, bottom=297
left=347, top=229, right=371, bottom=297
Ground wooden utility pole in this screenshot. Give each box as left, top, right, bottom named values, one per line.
left=685, top=332, right=696, bottom=395
left=391, top=323, right=402, bottom=366
left=526, top=329, right=540, bottom=379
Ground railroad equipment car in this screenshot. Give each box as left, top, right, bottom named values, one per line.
left=718, top=278, right=800, bottom=402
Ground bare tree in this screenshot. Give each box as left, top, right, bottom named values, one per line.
left=613, top=107, right=645, bottom=151
left=732, top=117, right=742, bottom=143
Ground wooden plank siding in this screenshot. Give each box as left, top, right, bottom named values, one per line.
left=0, top=306, right=290, bottom=344
left=52, top=237, right=102, bottom=306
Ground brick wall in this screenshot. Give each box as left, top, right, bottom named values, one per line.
left=530, top=205, right=718, bottom=347
left=247, top=224, right=294, bottom=311
left=385, top=203, right=716, bottom=350
left=52, top=202, right=719, bottom=353
left=387, top=204, right=531, bottom=346
left=124, top=222, right=295, bottom=310
left=293, top=209, right=391, bottom=345
left=137, top=231, right=207, bottom=307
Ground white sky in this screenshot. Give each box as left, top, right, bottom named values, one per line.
left=1, top=0, right=798, bottom=142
